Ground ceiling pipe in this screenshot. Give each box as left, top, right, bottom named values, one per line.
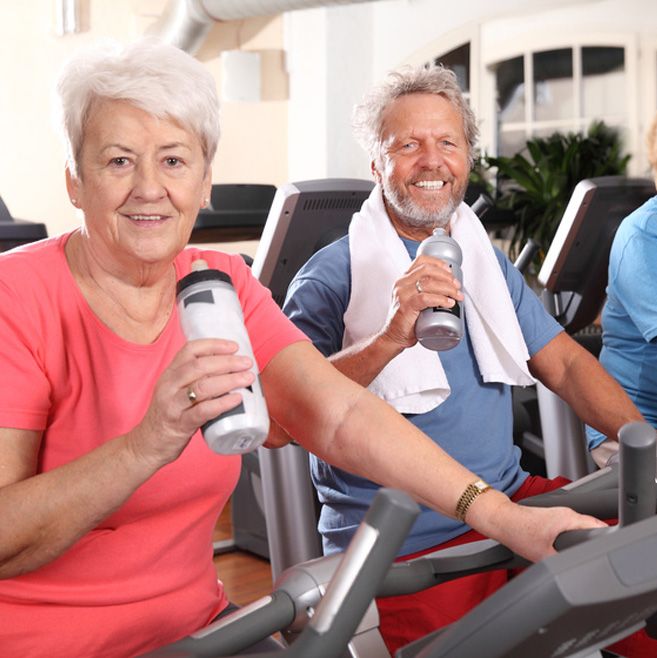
left=147, top=0, right=380, bottom=54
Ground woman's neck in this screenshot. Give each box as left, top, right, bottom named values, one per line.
left=65, top=230, right=178, bottom=344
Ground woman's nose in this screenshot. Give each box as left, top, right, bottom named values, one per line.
left=132, top=162, right=166, bottom=201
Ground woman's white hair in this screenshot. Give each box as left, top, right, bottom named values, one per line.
left=56, top=38, right=220, bottom=176
left=352, top=64, right=479, bottom=167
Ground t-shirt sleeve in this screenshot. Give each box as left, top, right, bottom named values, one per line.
left=282, top=241, right=350, bottom=358
left=609, top=228, right=657, bottom=343
left=202, top=251, right=309, bottom=371
left=0, top=275, right=51, bottom=429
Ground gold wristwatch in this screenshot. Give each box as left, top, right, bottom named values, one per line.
left=455, top=479, right=491, bottom=522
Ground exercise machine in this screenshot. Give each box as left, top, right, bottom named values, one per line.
left=147, top=421, right=657, bottom=658
left=531, top=176, right=655, bottom=479
left=252, top=178, right=374, bottom=578
left=0, top=195, right=47, bottom=252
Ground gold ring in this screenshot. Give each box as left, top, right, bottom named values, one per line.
left=187, top=387, right=198, bottom=404
left=415, top=279, right=423, bottom=294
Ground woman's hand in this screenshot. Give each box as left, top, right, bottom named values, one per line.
left=128, top=338, right=255, bottom=467
left=466, top=490, right=608, bottom=563
left=381, top=254, right=464, bottom=350
left=263, top=419, right=295, bottom=449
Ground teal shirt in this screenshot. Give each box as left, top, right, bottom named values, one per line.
left=586, top=196, right=657, bottom=450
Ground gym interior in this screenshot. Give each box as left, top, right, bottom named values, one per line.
left=3, top=1, right=657, bottom=656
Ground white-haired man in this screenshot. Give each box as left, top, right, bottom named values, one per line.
left=284, top=65, right=654, bottom=656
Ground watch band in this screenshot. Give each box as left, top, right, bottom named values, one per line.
left=455, top=479, right=491, bottom=522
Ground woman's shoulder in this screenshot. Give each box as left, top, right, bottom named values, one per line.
left=0, top=233, right=70, bottom=287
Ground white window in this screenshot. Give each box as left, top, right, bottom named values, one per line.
left=491, top=46, right=628, bottom=157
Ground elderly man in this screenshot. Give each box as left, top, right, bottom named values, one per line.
left=283, top=65, right=654, bottom=656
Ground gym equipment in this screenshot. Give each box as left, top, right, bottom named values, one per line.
left=143, top=488, right=420, bottom=658
left=0, top=195, right=47, bottom=252
left=190, top=184, right=276, bottom=243
left=252, top=178, right=375, bottom=578
left=528, top=176, right=655, bottom=480
left=148, top=422, right=657, bottom=658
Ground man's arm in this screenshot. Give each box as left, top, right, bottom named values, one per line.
left=328, top=254, right=463, bottom=386
left=528, top=331, right=644, bottom=443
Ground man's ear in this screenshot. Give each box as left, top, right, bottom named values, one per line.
left=370, top=160, right=383, bottom=185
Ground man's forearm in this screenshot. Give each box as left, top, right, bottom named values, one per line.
left=329, top=333, right=405, bottom=387
left=530, top=333, right=644, bottom=443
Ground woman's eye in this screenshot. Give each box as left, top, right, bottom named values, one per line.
left=110, top=157, right=129, bottom=167
left=165, top=157, right=182, bottom=167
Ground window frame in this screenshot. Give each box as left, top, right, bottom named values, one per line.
left=480, top=31, right=640, bottom=172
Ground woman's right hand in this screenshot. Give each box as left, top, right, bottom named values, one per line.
left=466, top=488, right=608, bottom=563
left=128, top=338, right=256, bottom=468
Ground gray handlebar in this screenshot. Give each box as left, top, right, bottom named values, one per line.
left=285, top=488, right=419, bottom=658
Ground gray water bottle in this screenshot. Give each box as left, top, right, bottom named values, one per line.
left=414, top=228, right=464, bottom=351
left=176, top=259, right=270, bottom=455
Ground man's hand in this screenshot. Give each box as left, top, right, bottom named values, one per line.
left=382, top=254, right=464, bottom=349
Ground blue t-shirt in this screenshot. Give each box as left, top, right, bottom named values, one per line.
left=586, top=195, right=657, bottom=450
left=284, top=235, right=562, bottom=555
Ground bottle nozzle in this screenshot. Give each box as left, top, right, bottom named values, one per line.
left=191, top=258, right=209, bottom=272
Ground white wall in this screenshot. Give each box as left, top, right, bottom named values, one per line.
left=285, top=0, right=657, bottom=181
left=0, top=0, right=288, bottom=245
left=3, top=0, right=657, bottom=242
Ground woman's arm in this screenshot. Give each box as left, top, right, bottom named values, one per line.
left=262, top=341, right=605, bottom=563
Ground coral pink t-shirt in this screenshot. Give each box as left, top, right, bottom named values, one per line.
left=0, top=233, right=306, bottom=657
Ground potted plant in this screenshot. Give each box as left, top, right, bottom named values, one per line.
left=482, top=120, right=631, bottom=265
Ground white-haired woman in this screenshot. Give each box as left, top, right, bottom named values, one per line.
left=0, top=39, right=602, bottom=657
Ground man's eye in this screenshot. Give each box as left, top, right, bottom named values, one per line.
left=165, top=157, right=182, bottom=167
left=110, top=157, right=129, bottom=167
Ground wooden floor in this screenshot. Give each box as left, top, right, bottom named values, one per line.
left=212, top=498, right=274, bottom=607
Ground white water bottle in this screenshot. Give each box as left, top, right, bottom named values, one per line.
left=415, top=228, right=464, bottom=351
left=176, top=259, right=270, bottom=455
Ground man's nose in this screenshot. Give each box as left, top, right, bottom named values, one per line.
left=418, top=143, right=444, bottom=169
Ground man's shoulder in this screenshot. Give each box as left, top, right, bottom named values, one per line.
left=295, top=234, right=351, bottom=281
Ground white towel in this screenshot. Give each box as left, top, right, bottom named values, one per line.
left=343, top=185, right=534, bottom=414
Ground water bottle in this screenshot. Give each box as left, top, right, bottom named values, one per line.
left=176, top=259, right=270, bottom=455
left=414, top=228, right=464, bottom=351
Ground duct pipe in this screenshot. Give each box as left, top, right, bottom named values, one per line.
left=148, top=0, right=380, bottom=54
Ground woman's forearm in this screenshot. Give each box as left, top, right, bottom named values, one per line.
left=0, top=431, right=158, bottom=578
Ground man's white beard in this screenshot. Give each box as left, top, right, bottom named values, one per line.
left=382, top=178, right=459, bottom=230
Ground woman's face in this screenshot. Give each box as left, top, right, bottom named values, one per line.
left=66, top=98, right=212, bottom=269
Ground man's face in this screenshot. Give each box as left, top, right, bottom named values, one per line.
left=373, top=93, right=470, bottom=237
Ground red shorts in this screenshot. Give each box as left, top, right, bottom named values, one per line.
left=376, top=474, right=657, bottom=657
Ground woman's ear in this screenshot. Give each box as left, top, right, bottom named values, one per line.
left=65, top=167, right=81, bottom=207
left=202, top=166, right=212, bottom=207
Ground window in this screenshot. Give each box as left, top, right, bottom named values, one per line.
left=434, top=43, right=470, bottom=96
left=490, top=46, right=626, bottom=157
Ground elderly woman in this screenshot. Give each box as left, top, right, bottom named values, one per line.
left=0, top=39, right=601, bottom=657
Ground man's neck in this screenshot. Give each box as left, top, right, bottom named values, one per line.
left=382, top=197, right=447, bottom=241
